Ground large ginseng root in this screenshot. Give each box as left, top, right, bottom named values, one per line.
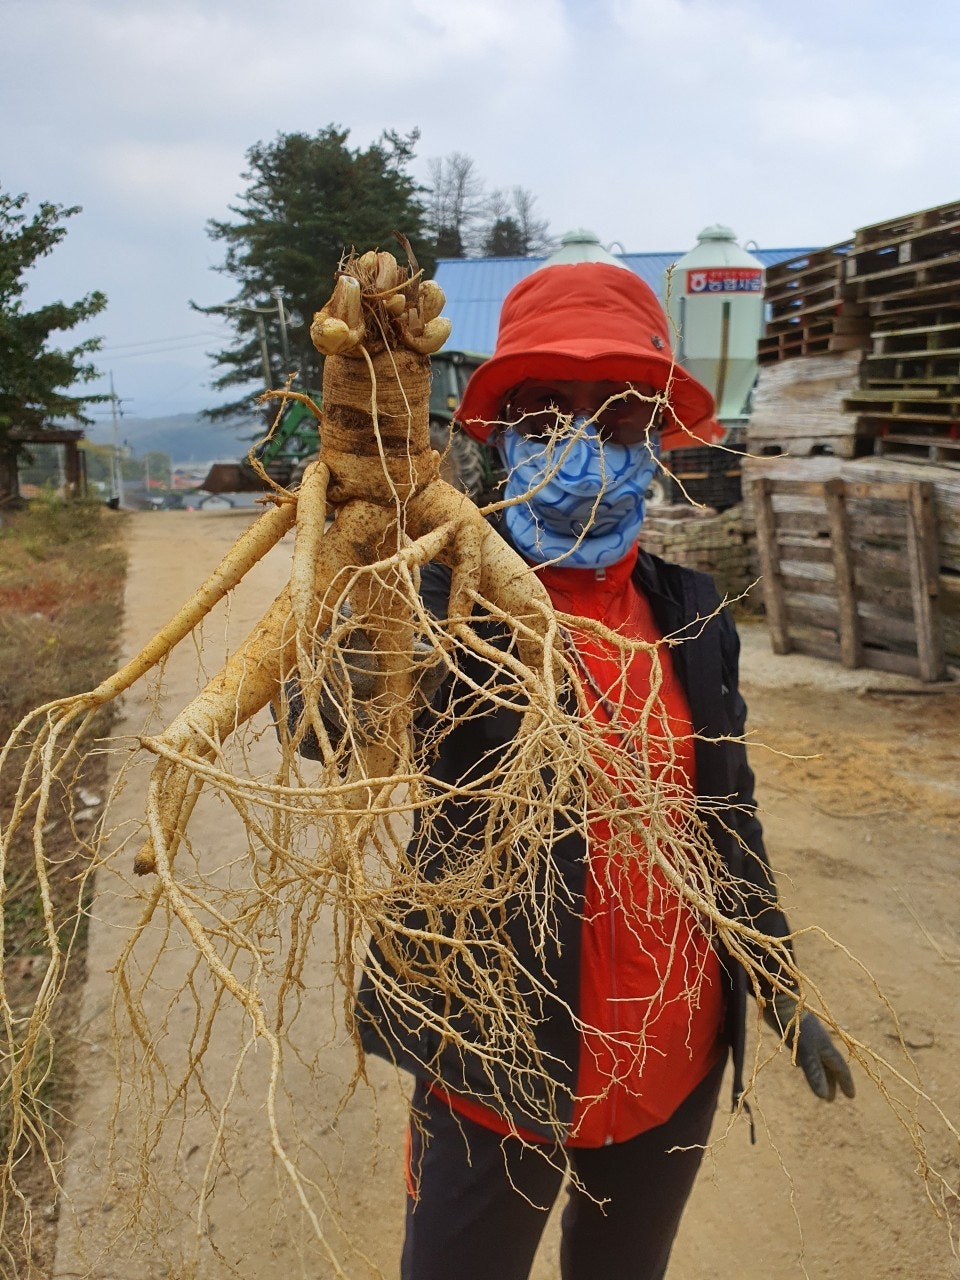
left=0, top=245, right=584, bottom=1269
left=2, top=243, right=957, bottom=1276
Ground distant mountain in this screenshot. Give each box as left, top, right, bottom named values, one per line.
left=84, top=412, right=263, bottom=464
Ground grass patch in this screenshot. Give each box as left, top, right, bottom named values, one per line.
left=0, top=496, right=127, bottom=1275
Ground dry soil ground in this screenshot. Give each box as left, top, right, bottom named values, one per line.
left=50, top=509, right=960, bottom=1279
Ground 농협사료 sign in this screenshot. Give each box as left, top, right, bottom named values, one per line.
left=686, top=268, right=763, bottom=294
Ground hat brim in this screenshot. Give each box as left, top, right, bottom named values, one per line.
left=457, top=341, right=720, bottom=451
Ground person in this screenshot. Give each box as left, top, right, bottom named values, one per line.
left=352, top=262, right=855, bottom=1280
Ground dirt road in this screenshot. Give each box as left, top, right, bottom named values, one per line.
left=53, top=510, right=959, bottom=1279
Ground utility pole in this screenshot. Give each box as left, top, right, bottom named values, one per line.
left=223, top=289, right=300, bottom=394
left=109, top=373, right=125, bottom=509
left=270, top=286, right=292, bottom=373
left=224, top=303, right=275, bottom=392
left=253, top=313, right=272, bottom=392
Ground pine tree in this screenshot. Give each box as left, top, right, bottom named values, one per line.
left=200, top=126, right=434, bottom=415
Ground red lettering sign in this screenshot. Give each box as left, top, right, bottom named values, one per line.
left=686, top=268, right=763, bottom=294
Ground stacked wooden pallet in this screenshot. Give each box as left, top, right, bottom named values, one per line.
left=842, top=202, right=960, bottom=466
left=742, top=455, right=960, bottom=665
left=745, top=352, right=868, bottom=459
left=758, top=242, right=870, bottom=366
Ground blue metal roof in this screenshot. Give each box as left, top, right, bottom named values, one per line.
left=434, top=248, right=815, bottom=357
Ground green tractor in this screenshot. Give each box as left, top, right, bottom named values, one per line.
left=200, top=394, right=323, bottom=495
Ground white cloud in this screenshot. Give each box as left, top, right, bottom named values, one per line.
left=91, top=140, right=243, bottom=218
left=5, top=0, right=960, bottom=413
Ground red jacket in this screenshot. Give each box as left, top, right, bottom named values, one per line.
left=356, top=539, right=791, bottom=1144
left=434, top=547, right=725, bottom=1146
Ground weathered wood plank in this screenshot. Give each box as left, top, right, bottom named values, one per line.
left=789, top=635, right=844, bottom=663
left=855, top=579, right=915, bottom=611
left=776, top=540, right=834, bottom=564
left=859, top=608, right=927, bottom=645
left=772, top=510, right=831, bottom=535
left=784, top=594, right=841, bottom=628
left=825, top=478, right=862, bottom=667
left=861, top=648, right=925, bottom=678
left=753, top=478, right=791, bottom=654
left=906, top=481, right=947, bottom=680
left=851, top=544, right=912, bottom=576
left=780, top=562, right=836, bottom=588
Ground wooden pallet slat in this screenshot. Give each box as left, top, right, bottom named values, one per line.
left=764, top=242, right=853, bottom=287
left=864, top=350, right=960, bottom=381
left=858, top=607, right=926, bottom=646
left=824, top=478, right=862, bottom=666
left=863, top=374, right=960, bottom=390
left=867, top=284, right=960, bottom=321
left=847, top=225, right=960, bottom=283
left=765, top=309, right=840, bottom=336
left=874, top=435, right=960, bottom=465
left=850, top=254, right=960, bottom=303
left=854, top=200, right=960, bottom=248
left=871, top=318, right=960, bottom=350
left=752, top=477, right=791, bottom=654
left=907, top=483, right=946, bottom=680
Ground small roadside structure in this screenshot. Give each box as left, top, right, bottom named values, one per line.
left=7, top=427, right=88, bottom=502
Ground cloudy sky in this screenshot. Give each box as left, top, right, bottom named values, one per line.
left=5, top=0, right=960, bottom=424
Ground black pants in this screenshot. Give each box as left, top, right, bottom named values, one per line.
left=401, top=1056, right=725, bottom=1280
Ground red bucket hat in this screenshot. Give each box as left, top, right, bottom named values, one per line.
left=457, top=262, right=721, bottom=451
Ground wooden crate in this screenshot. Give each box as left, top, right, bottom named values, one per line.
left=742, top=455, right=960, bottom=576
left=751, top=475, right=946, bottom=680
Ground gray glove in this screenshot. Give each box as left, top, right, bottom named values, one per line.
left=765, top=992, right=856, bottom=1102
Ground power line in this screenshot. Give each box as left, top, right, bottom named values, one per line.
left=99, top=330, right=227, bottom=354
left=103, top=341, right=222, bottom=362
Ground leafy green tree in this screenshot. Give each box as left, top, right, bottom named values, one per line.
left=200, top=126, right=434, bottom=417
left=0, top=188, right=107, bottom=500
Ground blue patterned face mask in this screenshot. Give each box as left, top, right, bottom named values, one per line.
left=496, top=417, right=660, bottom=568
